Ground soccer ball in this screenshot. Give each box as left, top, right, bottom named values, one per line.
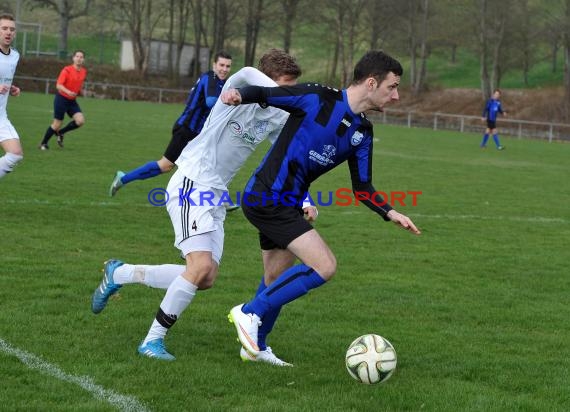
left=345, top=334, right=397, bottom=384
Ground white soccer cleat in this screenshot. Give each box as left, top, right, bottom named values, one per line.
left=109, top=171, right=125, bottom=197
left=240, top=346, right=293, bottom=367
left=228, top=304, right=261, bottom=355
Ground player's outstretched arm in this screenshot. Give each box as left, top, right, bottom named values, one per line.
left=386, top=209, right=421, bottom=235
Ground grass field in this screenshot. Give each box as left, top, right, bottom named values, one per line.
left=1, top=92, right=569, bottom=411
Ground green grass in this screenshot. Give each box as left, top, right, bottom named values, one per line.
left=1, top=93, right=569, bottom=411
left=15, top=32, right=121, bottom=65
left=424, top=49, right=565, bottom=89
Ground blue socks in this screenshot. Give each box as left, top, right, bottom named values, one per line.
left=253, top=276, right=281, bottom=351
left=481, top=134, right=502, bottom=148
left=492, top=134, right=501, bottom=147
left=121, top=161, right=162, bottom=184
left=243, top=264, right=326, bottom=319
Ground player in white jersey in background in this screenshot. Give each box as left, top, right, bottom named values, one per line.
left=0, top=13, right=23, bottom=180
left=92, top=49, right=316, bottom=365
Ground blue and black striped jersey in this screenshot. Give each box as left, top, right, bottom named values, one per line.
left=242, top=83, right=393, bottom=219
left=482, top=98, right=504, bottom=122
left=176, top=70, right=226, bottom=133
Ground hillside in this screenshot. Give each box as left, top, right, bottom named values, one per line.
left=398, top=87, right=566, bottom=123
left=16, top=56, right=567, bottom=124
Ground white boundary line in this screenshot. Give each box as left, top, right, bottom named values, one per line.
left=337, top=210, right=566, bottom=223
left=2, top=199, right=566, bottom=223
left=0, top=199, right=145, bottom=207
left=0, top=338, right=150, bottom=412
left=408, top=213, right=567, bottom=223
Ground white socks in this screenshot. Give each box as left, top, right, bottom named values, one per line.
left=113, top=264, right=185, bottom=289
left=0, top=152, right=23, bottom=179
left=143, top=276, right=197, bottom=344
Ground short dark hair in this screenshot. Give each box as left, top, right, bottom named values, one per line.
left=352, top=50, right=403, bottom=85
left=0, top=13, right=15, bottom=21
left=214, top=51, right=232, bottom=62
left=72, top=50, right=85, bottom=57
left=257, top=48, right=302, bottom=81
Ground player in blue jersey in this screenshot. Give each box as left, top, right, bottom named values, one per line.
left=108, top=51, right=232, bottom=196
left=480, top=88, right=506, bottom=150
left=92, top=49, right=316, bottom=365
left=223, top=50, right=421, bottom=357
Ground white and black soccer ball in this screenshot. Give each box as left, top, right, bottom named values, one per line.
left=345, top=334, right=397, bottom=384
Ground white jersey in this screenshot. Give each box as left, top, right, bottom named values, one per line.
left=175, top=67, right=288, bottom=190
left=0, top=47, right=19, bottom=122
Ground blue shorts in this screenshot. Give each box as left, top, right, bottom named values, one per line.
left=53, top=93, right=82, bottom=121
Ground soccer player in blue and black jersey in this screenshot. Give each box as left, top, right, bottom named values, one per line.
left=224, top=50, right=421, bottom=358
left=480, top=88, right=506, bottom=150
left=109, top=51, right=232, bottom=196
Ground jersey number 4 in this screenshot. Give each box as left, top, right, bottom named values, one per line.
left=192, top=220, right=198, bottom=231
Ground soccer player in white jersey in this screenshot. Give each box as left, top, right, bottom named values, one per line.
left=92, top=49, right=316, bottom=365
left=0, top=13, right=23, bottom=180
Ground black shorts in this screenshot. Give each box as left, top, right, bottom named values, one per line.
left=163, top=123, right=199, bottom=163
left=242, top=193, right=313, bottom=250
left=486, top=120, right=497, bottom=129
left=53, top=93, right=81, bottom=120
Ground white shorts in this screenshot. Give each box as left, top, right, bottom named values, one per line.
left=0, top=120, right=19, bottom=142
left=166, top=169, right=226, bottom=264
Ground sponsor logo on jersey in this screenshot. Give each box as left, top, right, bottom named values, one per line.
left=242, top=133, right=255, bottom=144
left=254, top=120, right=269, bottom=136
left=228, top=120, right=243, bottom=135
left=350, top=130, right=364, bottom=146
left=309, top=145, right=336, bottom=166
left=228, top=119, right=257, bottom=144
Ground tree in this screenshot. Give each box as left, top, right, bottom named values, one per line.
left=508, top=0, right=548, bottom=87
left=175, top=0, right=192, bottom=80
left=536, top=0, right=567, bottom=75
left=368, top=0, right=384, bottom=50
left=278, top=0, right=301, bottom=52
left=519, top=0, right=531, bottom=86
left=366, top=0, right=401, bottom=51
left=211, top=0, right=229, bottom=54
left=114, top=0, right=166, bottom=75
left=163, top=0, right=192, bottom=81
left=475, top=0, right=512, bottom=99
left=28, top=0, right=92, bottom=57
left=312, top=0, right=367, bottom=86
left=564, top=0, right=570, bottom=114
left=340, top=0, right=366, bottom=85
left=545, top=21, right=561, bottom=73
left=87, top=0, right=123, bottom=64
left=424, top=0, right=472, bottom=65
left=244, top=0, right=264, bottom=66
left=166, top=0, right=175, bottom=78
left=188, top=0, right=204, bottom=79
left=404, top=0, right=430, bottom=95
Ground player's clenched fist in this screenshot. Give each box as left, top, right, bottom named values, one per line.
left=220, top=89, right=242, bottom=105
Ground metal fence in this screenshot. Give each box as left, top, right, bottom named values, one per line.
left=15, top=75, right=570, bottom=142
left=15, top=75, right=188, bottom=104
left=368, top=109, right=570, bottom=142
